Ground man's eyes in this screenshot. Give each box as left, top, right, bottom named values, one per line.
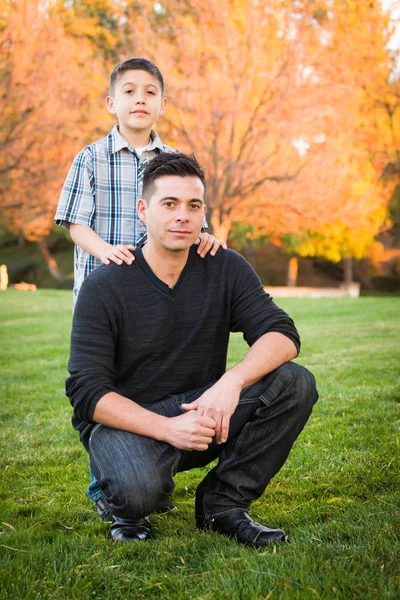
left=163, top=202, right=201, bottom=209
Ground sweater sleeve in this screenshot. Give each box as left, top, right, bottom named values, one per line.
left=229, top=252, right=301, bottom=353
left=66, top=274, right=120, bottom=423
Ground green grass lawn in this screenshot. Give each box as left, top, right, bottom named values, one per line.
left=0, top=291, right=399, bottom=599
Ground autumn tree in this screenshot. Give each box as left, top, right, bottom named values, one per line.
left=264, top=0, right=397, bottom=284
left=124, top=0, right=333, bottom=241
left=0, top=0, right=108, bottom=277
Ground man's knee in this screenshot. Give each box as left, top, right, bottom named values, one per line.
left=89, top=426, right=176, bottom=519
left=259, top=362, right=318, bottom=414
left=102, top=468, right=174, bottom=519
left=279, top=362, right=318, bottom=411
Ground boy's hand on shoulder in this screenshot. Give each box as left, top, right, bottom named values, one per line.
left=101, top=244, right=135, bottom=266
left=194, top=232, right=227, bottom=258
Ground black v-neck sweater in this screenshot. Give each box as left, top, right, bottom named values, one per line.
left=66, top=246, right=300, bottom=448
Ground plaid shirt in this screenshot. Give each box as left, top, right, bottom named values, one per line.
left=55, top=126, right=176, bottom=305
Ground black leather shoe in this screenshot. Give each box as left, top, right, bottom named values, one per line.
left=109, top=516, right=152, bottom=542
left=196, top=509, right=288, bottom=547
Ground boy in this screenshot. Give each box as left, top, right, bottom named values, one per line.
left=55, top=57, right=223, bottom=307
left=55, top=58, right=224, bottom=514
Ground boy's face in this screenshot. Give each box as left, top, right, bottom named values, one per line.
left=106, top=69, right=167, bottom=138
left=137, top=175, right=207, bottom=253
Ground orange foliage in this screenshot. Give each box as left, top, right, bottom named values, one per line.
left=124, top=0, right=396, bottom=249
left=0, top=0, right=397, bottom=269
left=0, top=0, right=107, bottom=241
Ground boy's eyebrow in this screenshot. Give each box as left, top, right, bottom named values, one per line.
left=120, top=81, right=160, bottom=90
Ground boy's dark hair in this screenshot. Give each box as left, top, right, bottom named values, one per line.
left=109, top=57, right=164, bottom=95
left=142, top=153, right=206, bottom=200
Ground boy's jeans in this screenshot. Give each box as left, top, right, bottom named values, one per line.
left=87, top=363, right=318, bottom=520
left=87, top=470, right=102, bottom=503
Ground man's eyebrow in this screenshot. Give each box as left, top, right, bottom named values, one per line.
left=159, top=196, right=204, bottom=204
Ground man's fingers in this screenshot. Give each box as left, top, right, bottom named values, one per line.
left=191, top=442, right=211, bottom=451
left=198, top=414, right=216, bottom=429
left=219, top=414, right=230, bottom=444
left=181, top=401, right=199, bottom=411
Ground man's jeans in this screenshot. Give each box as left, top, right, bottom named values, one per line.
left=87, top=363, right=318, bottom=520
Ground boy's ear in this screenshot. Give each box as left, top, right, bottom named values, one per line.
left=137, top=198, right=147, bottom=224
left=159, top=96, right=168, bottom=116
left=106, top=96, right=116, bottom=115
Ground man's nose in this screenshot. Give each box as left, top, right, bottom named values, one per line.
left=176, top=207, right=189, bottom=221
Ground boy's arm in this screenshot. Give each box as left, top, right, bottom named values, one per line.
left=70, top=224, right=135, bottom=266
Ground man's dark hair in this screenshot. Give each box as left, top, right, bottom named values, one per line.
left=109, top=57, right=164, bottom=95
left=142, top=153, right=206, bottom=201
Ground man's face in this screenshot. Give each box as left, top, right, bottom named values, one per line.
left=106, top=69, right=167, bottom=137
left=138, top=176, right=206, bottom=253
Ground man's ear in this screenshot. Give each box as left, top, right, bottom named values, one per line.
left=106, top=96, right=116, bottom=115
left=137, top=198, right=147, bottom=224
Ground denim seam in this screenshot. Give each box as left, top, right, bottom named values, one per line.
left=259, top=365, right=295, bottom=407
left=171, top=447, right=181, bottom=477
left=88, top=424, right=107, bottom=490
left=202, top=417, right=254, bottom=519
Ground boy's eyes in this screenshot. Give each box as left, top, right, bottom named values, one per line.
left=124, top=89, right=156, bottom=95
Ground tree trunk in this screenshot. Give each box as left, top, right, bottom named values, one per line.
left=18, top=231, right=25, bottom=247
left=287, top=256, right=298, bottom=287
left=209, top=211, right=231, bottom=243
left=343, top=256, right=353, bottom=285
left=38, top=238, right=64, bottom=281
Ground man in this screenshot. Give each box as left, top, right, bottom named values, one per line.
left=66, top=152, right=318, bottom=546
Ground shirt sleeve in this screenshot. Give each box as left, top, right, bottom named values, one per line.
left=229, top=252, right=301, bottom=353
left=54, top=147, right=96, bottom=229
left=66, top=274, right=120, bottom=423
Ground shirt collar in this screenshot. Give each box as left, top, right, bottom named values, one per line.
left=108, top=125, right=164, bottom=155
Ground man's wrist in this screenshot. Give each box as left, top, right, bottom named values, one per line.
left=222, top=369, right=246, bottom=391
left=153, top=414, right=172, bottom=443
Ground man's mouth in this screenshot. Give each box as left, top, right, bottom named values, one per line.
left=131, top=110, right=148, bottom=115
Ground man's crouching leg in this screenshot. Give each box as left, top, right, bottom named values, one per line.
left=88, top=425, right=180, bottom=542
left=194, top=362, right=318, bottom=547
